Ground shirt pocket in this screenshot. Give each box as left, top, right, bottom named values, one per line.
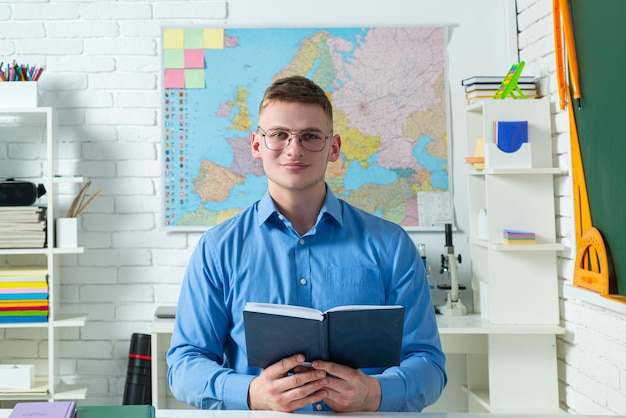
left=323, top=266, right=385, bottom=306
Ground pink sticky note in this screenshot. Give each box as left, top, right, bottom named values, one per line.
left=185, top=49, right=205, bottom=69
left=165, top=69, right=185, bottom=89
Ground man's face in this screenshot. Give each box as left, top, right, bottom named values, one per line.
left=251, top=101, right=340, bottom=194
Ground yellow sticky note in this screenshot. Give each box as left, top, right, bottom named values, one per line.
left=204, top=28, right=225, bottom=49
left=163, top=28, right=185, bottom=49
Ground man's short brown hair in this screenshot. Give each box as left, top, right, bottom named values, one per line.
left=259, top=75, right=333, bottom=124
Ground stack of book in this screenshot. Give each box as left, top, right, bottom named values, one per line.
left=462, top=75, right=539, bottom=105
left=0, top=206, right=47, bottom=249
left=0, top=268, right=49, bottom=323
left=503, top=229, right=536, bottom=245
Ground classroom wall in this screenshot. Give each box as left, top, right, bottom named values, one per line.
left=1, top=0, right=624, bottom=412
left=517, top=0, right=626, bottom=414
left=0, top=0, right=518, bottom=405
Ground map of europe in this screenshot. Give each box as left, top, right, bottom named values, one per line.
left=163, top=27, right=448, bottom=229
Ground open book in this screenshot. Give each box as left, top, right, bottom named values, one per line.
left=243, top=302, right=405, bottom=369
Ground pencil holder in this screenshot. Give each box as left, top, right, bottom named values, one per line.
left=0, top=81, right=38, bottom=107
left=56, top=218, right=78, bottom=248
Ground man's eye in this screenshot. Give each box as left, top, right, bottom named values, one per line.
left=302, top=133, right=322, bottom=141
left=270, top=131, right=289, bottom=140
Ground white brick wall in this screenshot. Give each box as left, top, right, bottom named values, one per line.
left=517, top=0, right=626, bottom=415
left=1, top=0, right=624, bottom=410
left=0, top=0, right=226, bottom=406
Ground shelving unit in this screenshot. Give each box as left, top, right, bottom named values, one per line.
left=0, top=107, right=88, bottom=402
left=459, top=98, right=564, bottom=413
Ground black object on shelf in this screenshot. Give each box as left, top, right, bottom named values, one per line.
left=123, top=333, right=152, bottom=405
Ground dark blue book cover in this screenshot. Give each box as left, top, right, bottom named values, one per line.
left=244, top=303, right=404, bottom=369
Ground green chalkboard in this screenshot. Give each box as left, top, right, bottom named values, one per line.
left=570, top=0, right=626, bottom=295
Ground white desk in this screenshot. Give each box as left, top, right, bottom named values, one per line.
left=0, top=410, right=619, bottom=418
left=152, top=315, right=565, bottom=413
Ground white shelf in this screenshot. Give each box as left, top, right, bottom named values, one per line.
left=52, top=383, right=89, bottom=400
left=0, top=247, right=85, bottom=256
left=0, top=106, right=88, bottom=402
left=462, top=386, right=491, bottom=412
left=0, top=106, right=52, bottom=113
left=53, top=176, right=85, bottom=184
left=468, top=237, right=564, bottom=251
left=437, top=314, right=564, bottom=335
left=461, top=98, right=562, bottom=413
left=468, top=167, right=564, bottom=176
left=0, top=314, right=87, bottom=329
left=0, top=379, right=88, bottom=401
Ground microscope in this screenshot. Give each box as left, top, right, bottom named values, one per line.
left=436, top=223, right=467, bottom=316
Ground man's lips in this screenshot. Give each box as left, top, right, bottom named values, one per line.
left=281, top=162, right=309, bottom=170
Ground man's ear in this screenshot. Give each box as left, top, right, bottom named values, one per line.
left=251, top=131, right=262, bottom=159
left=328, top=134, right=341, bottom=162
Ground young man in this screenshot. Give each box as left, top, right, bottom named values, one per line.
left=167, top=75, right=446, bottom=412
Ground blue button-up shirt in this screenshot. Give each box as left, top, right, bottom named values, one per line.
left=167, top=189, right=446, bottom=411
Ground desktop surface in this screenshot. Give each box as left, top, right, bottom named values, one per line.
left=0, top=410, right=618, bottom=418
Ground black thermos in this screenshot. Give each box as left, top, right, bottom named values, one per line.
left=122, top=333, right=152, bottom=405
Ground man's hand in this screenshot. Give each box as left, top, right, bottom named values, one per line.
left=311, top=360, right=382, bottom=412
left=248, top=354, right=328, bottom=411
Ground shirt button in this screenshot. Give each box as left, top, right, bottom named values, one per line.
left=300, top=278, right=307, bottom=285
left=315, top=404, right=323, bottom=411
left=299, top=238, right=305, bottom=245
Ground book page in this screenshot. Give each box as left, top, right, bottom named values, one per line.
left=244, top=302, right=323, bottom=321
left=326, top=305, right=404, bottom=312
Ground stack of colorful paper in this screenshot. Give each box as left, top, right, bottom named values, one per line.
left=0, top=268, right=49, bottom=323
left=503, top=229, right=536, bottom=245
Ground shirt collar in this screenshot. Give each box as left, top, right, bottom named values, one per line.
left=257, top=185, right=343, bottom=228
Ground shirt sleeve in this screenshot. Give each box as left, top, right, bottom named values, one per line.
left=166, top=235, right=253, bottom=410
left=374, top=229, right=447, bottom=411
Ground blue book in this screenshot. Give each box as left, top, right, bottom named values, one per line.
left=244, top=302, right=405, bottom=369
left=0, top=316, right=48, bottom=323
left=0, top=293, right=48, bottom=300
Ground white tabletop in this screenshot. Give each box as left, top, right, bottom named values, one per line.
left=0, top=408, right=622, bottom=418
left=152, top=313, right=565, bottom=335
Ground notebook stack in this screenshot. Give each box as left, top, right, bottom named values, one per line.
left=0, top=206, right=47, bottom=249
left=503, top=229, right=536, bottom=245
left=0, top=268, right=49, bottom=323
left=462, top=75, right=539, bottom=105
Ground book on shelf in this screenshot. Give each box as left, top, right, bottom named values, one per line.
left=75, top=405, right=155, bottom=418
left=0, top=206, right=47, bottom=248
left=462, top=75, right=537, bottom=86
left=466, top=88, right=538, bottom=99
left=0, top=206, right=46, bottom=221
left=0, top=267, right=48, bottom=281
left=464, top=82, right=536, bottom=92
left=9, top=401, right=75, bottom=418
left=503, top=229, right=536, bottom=245
left=0, top=268, right=49, bottom=322
left=467, top=93, right=540, bottom=106
left=243, top=302, right=405, bottom=369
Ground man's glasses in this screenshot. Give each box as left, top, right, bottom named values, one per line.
left=257, top=126, right=333, bottom=152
